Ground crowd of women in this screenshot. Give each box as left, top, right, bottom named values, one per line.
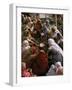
left=21, top=13, right=63, bottom=77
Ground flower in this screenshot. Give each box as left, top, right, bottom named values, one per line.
left=22, top=69, right=31, bottom=77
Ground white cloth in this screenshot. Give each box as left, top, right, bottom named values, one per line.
left=48, top=38, right=63, bottom=56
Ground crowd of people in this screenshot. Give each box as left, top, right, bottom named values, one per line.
left=21, top=13, right=63, bottom=77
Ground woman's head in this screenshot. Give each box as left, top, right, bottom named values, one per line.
left=55, top=62, right=61, bottom=68
left=22, top=40, right=31, bottom=51
left=48, top=38, right=55, bottom=46
left=23, top=40, right=29, bottom=47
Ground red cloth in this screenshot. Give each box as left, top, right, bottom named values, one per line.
left=32, top=51, right=48, bottom=75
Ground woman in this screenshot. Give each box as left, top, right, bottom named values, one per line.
left=48, top=38, right=63, bottom=68
left=46, top=62, right=63, bottom=76
left=22, top=39, right=39, bottom=68
left=49, top=26, right=63, bottom=42
left=22, top=40, right=32, bottom=67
